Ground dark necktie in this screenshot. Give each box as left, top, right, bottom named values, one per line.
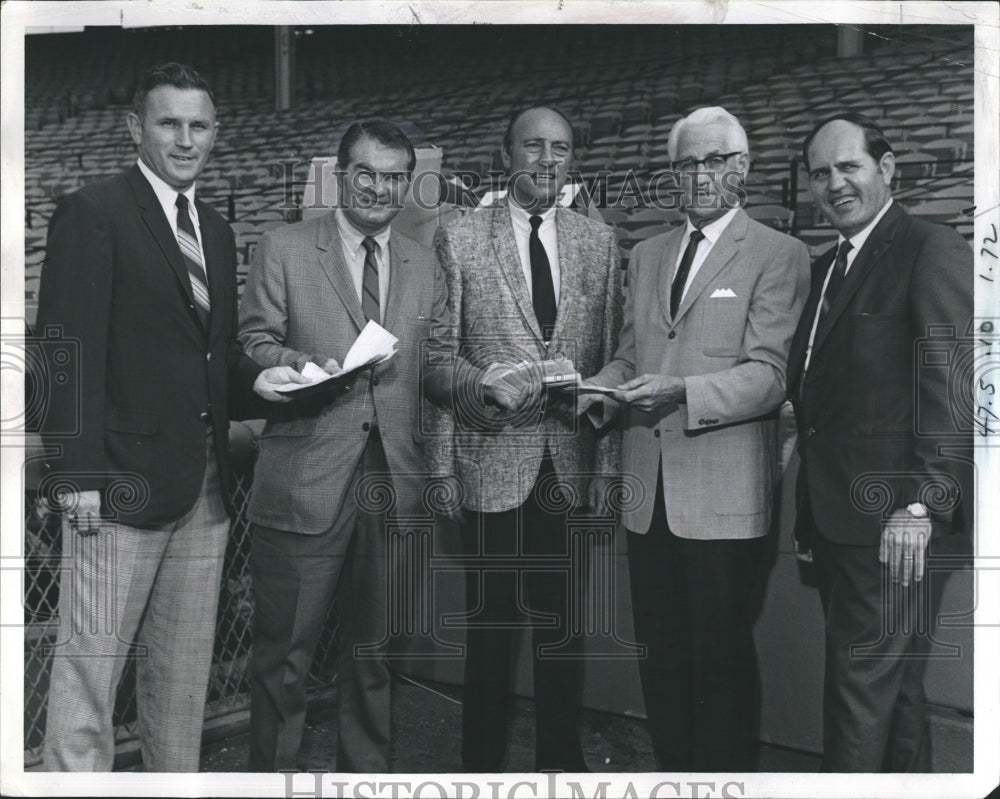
left=361, top=236, right=381, bottom=323
left=175, top=193, right=210, bottom=326
left=818, top=239, right=853, bottom=325
left=529, top=215, right=557, bottom=340
left=670, top=228, right=704, bottom=318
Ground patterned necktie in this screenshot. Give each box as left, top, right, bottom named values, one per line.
left=361, top=236, right=381, bottom=323
left=670, top=228, right=704, bottom=318
left=175, top=193, right=210, bottom=326
left=529, top=215, right=557, bottom=340
left=818, top=239, right=853, bottom=324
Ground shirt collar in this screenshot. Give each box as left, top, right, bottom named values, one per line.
left=136, top=158, right=197, bottom=215
left=335, top=208, right=391, bottom=256
left=838, top=198, right=893, bottom=253
left=508, top=201, right=557, bottom=231
left=683, top=206, right=739, bottom=246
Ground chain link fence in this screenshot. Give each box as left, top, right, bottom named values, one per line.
left=22, top=422, right=340, bottom=768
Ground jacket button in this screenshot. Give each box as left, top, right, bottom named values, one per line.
left=807, top=427, right=816, bottom=437
left=668, top=331, right=677, bottom=339
left=362, top=422, right=371, bottom=432
left=199, top=412, right=209, bottom=421
left=653, top=429, right=660, bottom=438
left=206, top=352, right=212, bottom=362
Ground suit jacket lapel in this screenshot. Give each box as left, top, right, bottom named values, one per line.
left=812, top=203, right=902, bottom=353
left=673, top=213, right=742, bottom=323
left=127, top=167, right=198, bottom=312
left=491, top=204, right=542, bottom=342
left=788, top=246, right=836, bottom=388
left=551, top=208, right=581, bottom=346
left=316, top=214, right=367, bottom=332
left=382, top=232, right=410, bottom=333
left=656, top=226, right=685, bottom=327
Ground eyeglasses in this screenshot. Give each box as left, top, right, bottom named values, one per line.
left=671, top=151, right=744, bottom=172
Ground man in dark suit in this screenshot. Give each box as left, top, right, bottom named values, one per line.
left=238, top=120, right=451, bottom=773
left=424, top=106, right=622, bottom=772
left=787, top=112, right=973, bottom=771
left=34, top=63, right=300, bottom=772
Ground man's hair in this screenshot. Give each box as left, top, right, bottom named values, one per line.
left=337, top=119, right=417, bottom=174
left=666, top=106, right=749, bottom=163
left=132, top=62, right=215, bottom=118
left=501, top=106, right=575, bottom=156
left=801, top=112, right=894, bottom=172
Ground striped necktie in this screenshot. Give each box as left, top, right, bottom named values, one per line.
left=361, top=236, right=381, bottom=323
left=175, top=193, right=211, bottom=326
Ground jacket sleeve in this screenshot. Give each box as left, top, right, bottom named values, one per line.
left=905, top=224, right=973, bottom=528
left=589, top=237, right=640, bottom=389
left=33, top=190, right=114, bottom=491
left=421, top=225, right=462, bottom=479
left=237, top=230, right=315, bottom=370
left=592, top=230, right=624, bottom=476
left=683, top=234, right=811, bottom=428
left=222, top=223, right=264, bottom=421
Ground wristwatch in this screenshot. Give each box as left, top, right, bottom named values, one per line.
left=905, top=502, right=929, bottom=519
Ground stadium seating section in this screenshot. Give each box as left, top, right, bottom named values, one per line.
left=23, top=25, right=974, bottom=326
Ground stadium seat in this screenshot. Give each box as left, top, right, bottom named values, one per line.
left=907, top=198, right=972, bottom=224
left=744, top=204, right=792, bottom=230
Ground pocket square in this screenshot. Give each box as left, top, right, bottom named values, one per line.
left=710, top=288, right=737, bottom=298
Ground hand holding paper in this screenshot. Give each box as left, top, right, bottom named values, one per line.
left=273, top=320, right=399, bottom=397
left=481, top=363, right=542, bottom=412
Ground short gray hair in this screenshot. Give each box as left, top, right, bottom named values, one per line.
left=667, top=106, right=749, bottom=162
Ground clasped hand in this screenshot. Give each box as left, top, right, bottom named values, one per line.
left=252, top=356, right=341, bottom=403
left=880, top=509, right=931, bottom=587
left=480, top=363, right=543, bottom=412
left=611, top=374, right=686, bottom=412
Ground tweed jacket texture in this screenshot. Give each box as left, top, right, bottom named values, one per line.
left=425, top=202, right=623, bottom=513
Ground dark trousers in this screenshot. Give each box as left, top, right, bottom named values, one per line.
left=812, top=534, right=930, bottom=772
left=627, top=475, right=764, bottom=772
left=460, top=455, right=586, bottom=772
left=248, top=431, right=392, bottom=773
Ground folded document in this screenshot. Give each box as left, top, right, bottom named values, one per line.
left=274, top=320, right=398, bottom=396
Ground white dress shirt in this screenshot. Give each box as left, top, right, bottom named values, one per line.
left=335, top=209, right=391, bottom=320
left=802, top=198, right=893, bottom=372
left=508, top=202, right=561, bottom=306
left=674, top=206, right=740, bottom=304
left=137, top=158, right=206, bottom=260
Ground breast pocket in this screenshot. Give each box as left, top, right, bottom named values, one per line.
left=699, top=296, right=749, bottom=355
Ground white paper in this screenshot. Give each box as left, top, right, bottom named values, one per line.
left=273, top=321, right=398, bottom=393
left=341, top=319, right=399, bottom=372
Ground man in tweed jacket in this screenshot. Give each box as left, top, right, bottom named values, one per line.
left=424, top=106, right=622, bottom=772
left=238, top=121, right=450, bottom=772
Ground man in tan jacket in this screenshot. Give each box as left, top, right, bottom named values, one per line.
left=589, top=106, right=809, bottom=771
